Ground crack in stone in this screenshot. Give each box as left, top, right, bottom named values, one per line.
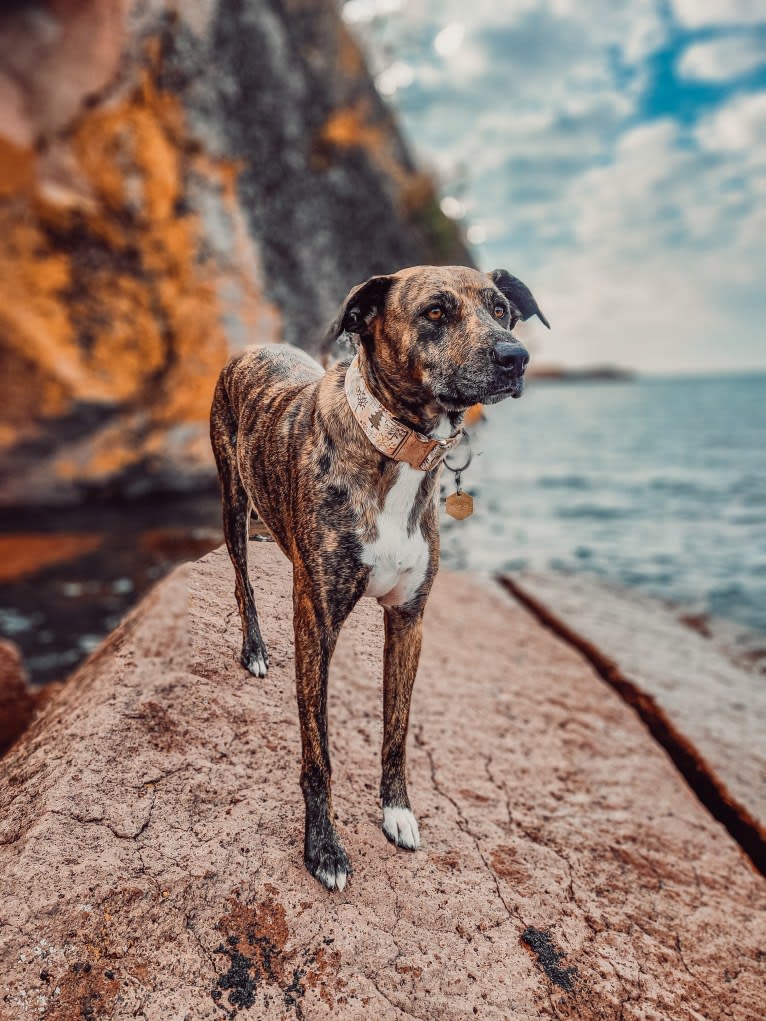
left=483, top=751, right=591, bottom=932
left=185, top=911, right=219, bottom=975
left=499, top=576, right=766, bottom=876
left=415, top=723, right=528, bottom=933
left=52, top=784, right=156, bottom=841
left=674, top=933, right=717, bottom=1003
left=368, top=974, right=429, bottom=1021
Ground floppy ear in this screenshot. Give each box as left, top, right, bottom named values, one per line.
left=488, top=269, right=550, bottom=329
left=320, top=275, right=395, bottom=353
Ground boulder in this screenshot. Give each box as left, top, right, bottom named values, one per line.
left=0, top=0, right=468, bottom=506
left=1, top=543, right=763, bottom=1019
left=0, top=639, right=34, bottom=755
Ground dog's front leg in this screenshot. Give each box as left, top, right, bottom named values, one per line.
left=292, top=564, right=353, bottom=892
left=380, top=605, right=424, bottom=851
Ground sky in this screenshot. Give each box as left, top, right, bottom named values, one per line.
left=343, top=0, right=766, bottom=375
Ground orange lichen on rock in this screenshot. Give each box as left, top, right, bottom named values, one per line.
left=0, top=137, right=36, bottom=197
left=0, top=210, right=80, bottom=428
left=315, top=98, right=412, bottom=191
left=65, top=71, right=229, bottom=418
left=319, top=102, right=384, bottom=151
left=0, top=0, right=464, bottom=505
left=53, top=424, right=145, bottom=482
left=0, top=38, right=281, bottom=500
left=0, top=533, right=103, bottom=582
left=464, top=403, right=484, bottom=428
left=74, top=74, right=182, bottom=224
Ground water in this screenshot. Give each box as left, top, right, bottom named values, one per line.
left=2, top=374, right=764, bottom=686
left=441, top=374, right=766, bottom=633
left=0, top=495, right=224, bottom=686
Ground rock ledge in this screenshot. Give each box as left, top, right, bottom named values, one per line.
left=1, top=544, right=764, bottom=1020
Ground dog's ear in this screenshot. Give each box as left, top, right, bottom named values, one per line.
left=488, top=269, right=550, bottom=329
left=320, top=275, right=395, bottom=353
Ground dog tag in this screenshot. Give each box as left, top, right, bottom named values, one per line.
left=445, top=468, right=474, bottom=520
left=446, top=490, right=473, bottom=520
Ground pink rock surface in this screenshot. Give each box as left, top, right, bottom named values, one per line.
left=508, top=572, right=766, bottom=847
left=0, top=639, right=34, bottom=756
left=0, top=544, right=764, bottom=1019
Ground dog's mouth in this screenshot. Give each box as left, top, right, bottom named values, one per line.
left=484, top=377, right=525, bottom=403
left=434, top=374, right=525, bottom=411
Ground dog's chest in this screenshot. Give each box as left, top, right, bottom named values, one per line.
left=361, top=465, right=430, bottom=608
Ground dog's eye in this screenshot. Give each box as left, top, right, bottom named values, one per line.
left=426, top=306, right=444, bottom=321
left=493, top=304, right=507, bottom=319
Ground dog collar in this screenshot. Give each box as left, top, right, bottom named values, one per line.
left=344, top=355, right=463, bottom=471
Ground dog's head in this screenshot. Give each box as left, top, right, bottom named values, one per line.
left=323, top=265, right=549, bottom=417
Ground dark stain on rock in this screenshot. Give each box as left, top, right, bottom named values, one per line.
left=213, top=939, right=258, bottom=1013
left=459, top=788, right=491, bottom=804
left=42, top=956, right=119, bottom=1021
left=491, top=845, right=531, bottom=887
left=212, top=893, right=340, bottom=1018
left=133, top=700, right=179, bottom=752
left=430, top=849, right=462, bottom=873
left=521, top=927, right=577, bottom=992
left=211, top=934, right=310, bottom=1019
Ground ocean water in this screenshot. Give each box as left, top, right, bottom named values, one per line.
left=440, top=374, right=766, bottom=634
left=2, top=373, right=764, bottom=686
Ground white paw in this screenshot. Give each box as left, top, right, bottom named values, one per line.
left=243, top=651, right=268, bottom=677
left=315, top=863, right=348, bottom=892
left=382, top=806, right=420, bottom=850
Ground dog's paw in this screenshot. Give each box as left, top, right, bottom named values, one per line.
left=241, top=643, right=269, bottom=677
left=306, top=835, right=352, bottom=892
left=382, top=806, right=420, bottom=851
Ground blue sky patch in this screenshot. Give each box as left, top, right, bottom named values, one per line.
left=345, top=1, right=766, bottom=373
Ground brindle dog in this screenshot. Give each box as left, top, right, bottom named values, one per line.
left=210, top=265, right=548, bottom=891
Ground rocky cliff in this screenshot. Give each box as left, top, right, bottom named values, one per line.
left=0, top=0, right=468, bottom=506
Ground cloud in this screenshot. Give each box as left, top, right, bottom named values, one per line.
left=670, top=0, right=766, bottom=30
left=695, top=90, right=766, bottom=157
left=678, top=36, right=766, bottom=82
left=349, top=1, right=766, bottom=372
left=433, top=22, right=465, bottom=58
left=523, top=113, right=766, bottom=372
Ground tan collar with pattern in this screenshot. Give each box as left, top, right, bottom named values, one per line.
left=344, top=355, right=463, bottom=471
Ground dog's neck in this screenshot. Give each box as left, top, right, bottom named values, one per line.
left=345, top=355, right=464, bottom=472
left=357, top=350, right=461, bottom=438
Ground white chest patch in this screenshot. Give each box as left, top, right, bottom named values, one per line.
left=361, top=464, right=430, bottom=608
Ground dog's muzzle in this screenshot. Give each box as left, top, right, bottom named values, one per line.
left=491, top=340, right=529, bottom=375
left=485, top=339, right=529, bottom=401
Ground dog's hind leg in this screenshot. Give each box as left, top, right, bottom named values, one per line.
left=210, top=380, right=269, bottom=677
left=380, top=606, right=424, bottom=850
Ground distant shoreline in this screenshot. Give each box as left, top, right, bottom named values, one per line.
left=528, top=365, right=636, bottom=383
left=528, top=366, right=766, bottom=383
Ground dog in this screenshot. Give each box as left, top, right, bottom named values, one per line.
left=210, top=265, right=548, bottom=891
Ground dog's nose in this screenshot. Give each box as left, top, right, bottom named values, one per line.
left=491, top=341, right=529, bottom=373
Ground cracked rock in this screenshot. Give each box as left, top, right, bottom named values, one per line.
left=0, top=545, right=764, bottom=1019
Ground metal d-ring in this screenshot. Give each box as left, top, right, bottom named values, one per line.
left=444, top=429, right=472, bottom=475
